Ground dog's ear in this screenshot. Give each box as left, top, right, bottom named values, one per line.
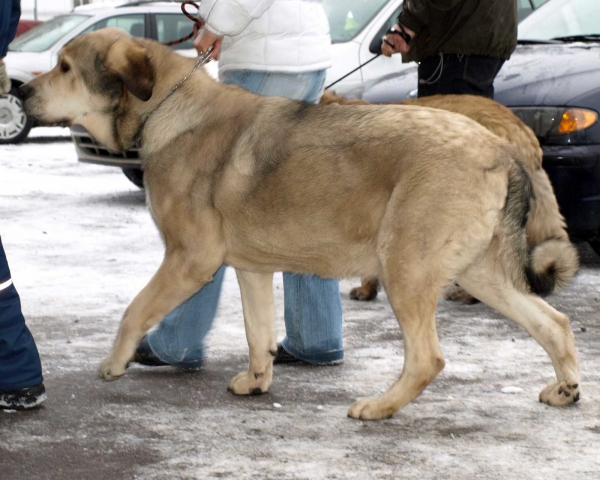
left=104, top=38, right=155, bottom=101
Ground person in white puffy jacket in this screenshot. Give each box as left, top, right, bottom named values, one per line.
left=133, top=0, right=345, bottom=369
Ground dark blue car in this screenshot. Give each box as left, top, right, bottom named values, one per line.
left=346, top=0, right=600, bottom=255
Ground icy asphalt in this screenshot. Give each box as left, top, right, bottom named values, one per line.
left=0, top=129, right=599, bottom=480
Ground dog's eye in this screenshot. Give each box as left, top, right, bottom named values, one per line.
left=60, top=61, right=70, bottom=73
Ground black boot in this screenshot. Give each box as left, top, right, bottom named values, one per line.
left=132, top=336, right=170, bottom=367
left=273, top=344, right=305, bottom=365
left=0, top=383, right=46, bottom=410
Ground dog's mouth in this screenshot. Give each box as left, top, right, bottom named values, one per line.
left=24, top=102, right=71, bottom=127
left=31, top=116, right=71, bottom=128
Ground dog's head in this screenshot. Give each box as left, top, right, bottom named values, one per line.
left=20, top=28, right=155, bottom=151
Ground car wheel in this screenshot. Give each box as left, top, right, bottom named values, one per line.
left=122, top=167, right=144, bottom=189
left=589, top=228, right=600, bottom=257
left=0, top=86, right=33, bottom=144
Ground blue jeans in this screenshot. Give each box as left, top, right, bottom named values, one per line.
left=146, top=69, right=344, bottom=366
left=0, top=237, right=43, bottom=391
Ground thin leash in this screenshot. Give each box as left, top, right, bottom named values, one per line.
left=325, top=25, right=412, bottom=90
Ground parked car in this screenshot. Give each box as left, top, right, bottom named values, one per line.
left=345, top=0, right=600, bottom=253
left=2, top=0, right=399, bottom=145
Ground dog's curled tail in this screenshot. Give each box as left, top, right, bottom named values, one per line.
left=499, top=161, right=579, bottom=296
left=527, top=238, right=579, bottom=295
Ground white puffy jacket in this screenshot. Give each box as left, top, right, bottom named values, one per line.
left=199, top=0, right=332, bottom=75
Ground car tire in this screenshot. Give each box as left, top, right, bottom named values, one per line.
left=122, top=167, right=144, bottom=189
left=0, top=86, right=34, bottom=144
left=589, top=228, right=600, bottom=257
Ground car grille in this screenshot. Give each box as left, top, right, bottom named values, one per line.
left=72, top=129, right=140, bottom=159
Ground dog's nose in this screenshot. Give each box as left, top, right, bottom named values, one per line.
left=18, top=83, right=33, bottom=99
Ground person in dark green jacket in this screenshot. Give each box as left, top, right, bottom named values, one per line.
left=382, top=0, right=517, bottom=98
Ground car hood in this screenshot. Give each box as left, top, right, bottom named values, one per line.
left=495, top=43, right=600, bottom=107
left=347, top=43, right=600, bottom=108
left=4, top=50, right=53, bottom=74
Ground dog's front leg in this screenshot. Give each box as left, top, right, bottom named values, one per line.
left=228, top=269, right=277, bottom=395
left=100, top=253, right=222, bottom=380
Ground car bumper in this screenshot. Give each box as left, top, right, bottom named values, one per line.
left=71, top=125, right=142, bottom=169
left=542, top=144, right=600, bottom=238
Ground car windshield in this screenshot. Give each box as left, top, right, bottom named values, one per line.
left=324, top=0, right=391, bottom=43
left=8, top=14, right=90, bottom=53
left=518, top=0, right=600, bottom=41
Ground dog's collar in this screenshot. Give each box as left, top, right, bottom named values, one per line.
left=134, top=46, right=214, bottom=145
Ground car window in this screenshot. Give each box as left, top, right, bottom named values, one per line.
left=155, top=14, right=194, bottom=50
left=8, top=14, right=90, bottom=52
left=81, top=14, right=146, bottom=38
left=517, top=0, right=534, bottom=22
left=519, top=0, right=600, bottom=40
left=324, top=0, right=391, bottom=43
left=517, top=0, right=551, bottom=22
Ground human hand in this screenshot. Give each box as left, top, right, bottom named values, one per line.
left=193, top=28, right=223, bottom=60
left=381, top=24, right=415, bottom=57
left=0, top=58, right=11, bottom=95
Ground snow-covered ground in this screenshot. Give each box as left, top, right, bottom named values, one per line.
left=1, top=129, right=599, bottom=479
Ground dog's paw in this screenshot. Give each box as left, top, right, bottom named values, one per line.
left=99, top=356, right=127, bottom=381
left=348, top=397, right=395, bottom=420
left=539, top=380, right=580, bottom=406
left=443, top=285, right=479, bottom=305
left=228, top=370, right=272, bottom=396
left=349, top=285, right=378, bottom=301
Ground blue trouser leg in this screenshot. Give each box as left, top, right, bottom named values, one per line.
left=147, top=265, right=226, bottom=368
left=145, top=69, right=343, bottom=366
left=0, top=237, right=43, bottom=391
left=281, top=273, right=343, bottom=363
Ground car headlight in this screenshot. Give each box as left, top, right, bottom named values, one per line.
left=510, top=107, right=598, bottom=138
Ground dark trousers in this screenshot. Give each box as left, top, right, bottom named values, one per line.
left=417, top=54, right=505, bottom=99
left=0, top=0, right=20, bottom=58
left=0, top=237, right=43, bottom=391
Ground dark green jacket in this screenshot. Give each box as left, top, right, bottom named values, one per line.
left=399, top=0, right=517, bottom=63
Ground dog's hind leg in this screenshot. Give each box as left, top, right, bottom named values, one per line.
left=349, top=258, right=446, bottom=420
left=228, top=269, right=277, bottom=395
left=456, top=261, right=580, bottom=406
left=100, top=251, right=223, bottom=381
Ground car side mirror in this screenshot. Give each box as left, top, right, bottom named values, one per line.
left=369, top=28, right=385, bottom=55
left=370, top=7, right=402, bottom=55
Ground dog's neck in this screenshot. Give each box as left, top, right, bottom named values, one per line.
left=115, top=45, right=218, bottom=153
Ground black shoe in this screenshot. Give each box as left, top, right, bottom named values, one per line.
left=273, top=344, right=304, bottom=365
left=132, top=336, right=203, bottom=371
left=133, top=336, right=170, bottom=367
left=0, top=383, right=46, bottom=410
